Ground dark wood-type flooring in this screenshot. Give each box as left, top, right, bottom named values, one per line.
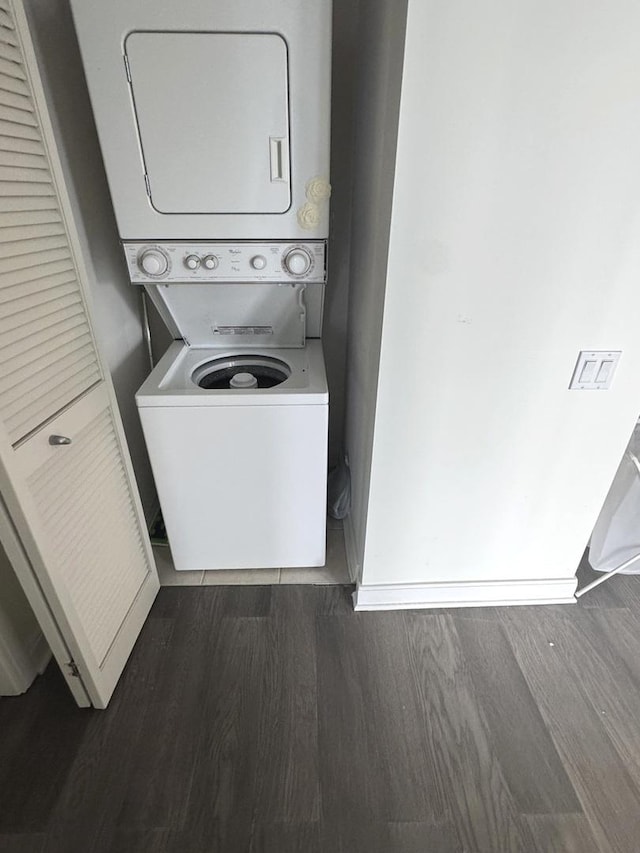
left=2, top=556, right=640, bottom=851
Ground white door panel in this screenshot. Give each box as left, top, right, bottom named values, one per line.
left=0, top=0, right=158, bottom=708
left=5, top=388, right=158, bottom=706
left=126, top=32, right=290, bottom=214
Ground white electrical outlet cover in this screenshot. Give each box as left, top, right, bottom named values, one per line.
left=570, top=351, right=621, bottom=391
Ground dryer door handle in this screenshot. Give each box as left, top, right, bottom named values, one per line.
left=269, top=137, right=286, bottom=182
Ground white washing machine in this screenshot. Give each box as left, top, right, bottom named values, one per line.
left=130, top=241, right=328, bottom=571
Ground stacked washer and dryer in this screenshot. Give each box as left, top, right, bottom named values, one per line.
left=71, top=0, right=332, bottom=570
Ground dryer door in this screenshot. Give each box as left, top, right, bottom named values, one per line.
left=125, top=32, right=290, bottom=215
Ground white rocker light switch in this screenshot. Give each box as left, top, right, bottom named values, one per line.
left=569, top=351, right=621, bottom=391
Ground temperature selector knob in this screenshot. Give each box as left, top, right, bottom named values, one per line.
left=284, top=248, right=312, bottom=277
left=251, top=255, right=267, bottom=270
left=139, top=248, right=168, bottom=277
left=202, top=255, right=218, bottom=270
left=184, top=254, right=200, bottom=270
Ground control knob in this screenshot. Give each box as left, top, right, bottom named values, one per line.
left=184, top=254, right=200, bottom=270
left=251, top=255, right=267, bottom=270
left=139, top=248, right=168, bottom=277
left=284, top=248, right=312, bottom=276
left=202, top=254, right=218, bottom=270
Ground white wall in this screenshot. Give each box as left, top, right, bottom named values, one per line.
left=24, top=0, right=158, bottom=522
left=349, top=0, right=640, bottom=593
left=0, top=538, right=49, bottom=695
left=343, top=0, right=408, bottom=571
left=322, top=0, right=359, bottom=467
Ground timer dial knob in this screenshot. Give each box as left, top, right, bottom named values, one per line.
left=139, top=248, right=168, bottom=277
left=284, top=248, right=312, bottom=276
left=184, top=254, right=200, bottom=270
left=202, top=254, right=218, bottom=270
left=251, top=255, right=267, bottom=270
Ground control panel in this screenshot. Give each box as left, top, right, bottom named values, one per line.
left=123, top=241, right=327, bottom=283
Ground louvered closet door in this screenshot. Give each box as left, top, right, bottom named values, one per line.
left=0, top=0, right=158, bottom=708
left=0, top=5, right=100, bottom=444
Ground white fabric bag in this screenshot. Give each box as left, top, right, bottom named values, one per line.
left=589, top=425, right=640, bottom=574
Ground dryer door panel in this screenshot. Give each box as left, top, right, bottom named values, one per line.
left=125, top=32, right=290, bottom=215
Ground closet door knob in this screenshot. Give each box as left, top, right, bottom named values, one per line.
left=49, top=435, right=72, bottom=446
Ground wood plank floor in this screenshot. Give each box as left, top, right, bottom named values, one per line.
left=3, top=562, right=640, bottom=851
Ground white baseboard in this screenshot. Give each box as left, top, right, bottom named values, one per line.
left=353, top=576, right=578, bottom=611
left=343, top=513, right=360, bottom=584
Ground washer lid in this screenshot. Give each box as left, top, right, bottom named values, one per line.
left=148, top=281, right=307, bottom=347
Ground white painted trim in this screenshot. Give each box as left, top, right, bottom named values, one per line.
left=343, top=512, right=360, bottom=584
left=353, top=576, right=578, bottom=611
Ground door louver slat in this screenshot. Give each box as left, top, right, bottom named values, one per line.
left=6, top=363, right=101, bottom=440
left=0, top=180, right=55, bottom=196
left=0, top=55, right=25, bottom=81
left=0, top=9, right=14, bottom=30
left=0, top=86, right=32, bottom=113
left=0, top=304, right=86, bottom=352
left=0, top=162, right=51, bottom=182
left=0, top=345, right=96, bottom=406
left=0, top=131, right=43, bottom=153
left=0, top=255, right=72, bottom=288
left=0, top=27, right=17, bottom=49
left=3, top=319, right=88, bottom=383
left=0, top=119, right=36, bottom=142
left=0, top=267, right=75, bottom=301
left=0, top=73, right=28, bottom=97
left=0, top=147, right=47, bottom=169
left=0, top=207, right=60, bottom=227
left=0, top=228, right=65, bottom=253
left=0, top=290, right=81, bottom=332
left=0, top=119, right=39, bottom=140
left=0, top=222, right=64, bottom=249
left=1, top=280, right=79, bottom=319
left=0, top=39, right=21, bottom=66
left=0, top=194, right=56, bottom=212
left=1, top=328, right=91, bottom=378
left=0, top=100, right=33, bottom=127
left=0, top=246, right=72, bottom=275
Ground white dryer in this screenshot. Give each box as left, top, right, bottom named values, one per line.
left=130, top=241, right=328, bottom=571
left=69, top=0, right=332, bottom=241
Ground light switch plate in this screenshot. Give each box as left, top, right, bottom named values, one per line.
left=569, top=350, right=621, bottom=390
